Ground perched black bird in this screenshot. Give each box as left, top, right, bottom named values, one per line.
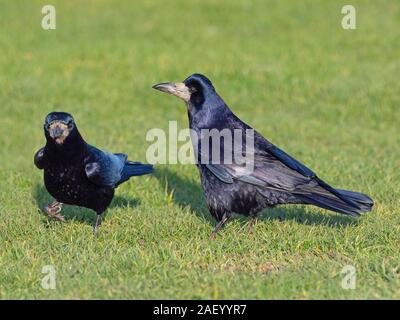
left=153, top=74, right=373, bottom=237
left=34, top=112, right=153, bottom=234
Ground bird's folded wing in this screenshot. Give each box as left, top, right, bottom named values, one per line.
left=266, top=145, right=316, bottom=178
left=34, top=147, right=46, bottom=169
left=204, top=146, right=361, bottom=209
left=205, top=164, right=234, bottom=184
left=204, top=147, right=317, bottom=194
left=84, top=150, right=127, bottom=188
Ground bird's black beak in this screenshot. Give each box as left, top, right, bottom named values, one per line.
left=152, top=82, right=191, bottom=102
left=48, top=122, right=69, bottom=144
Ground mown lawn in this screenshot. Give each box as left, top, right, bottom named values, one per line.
left=0, top=0, right=399, bottom=299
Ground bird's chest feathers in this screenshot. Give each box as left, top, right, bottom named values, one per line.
left=47, top=166, right=81, bottom=183
left=44, top=163, right=88, bottom=200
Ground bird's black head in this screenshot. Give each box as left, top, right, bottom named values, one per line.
left=184, top=73, right=215, bottom=106
left=152, top=73, right=216, bottom=110
left=44, top=112, right=77, bottom=145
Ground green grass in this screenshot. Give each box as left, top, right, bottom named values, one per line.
left=0, top=0, right=399, bottom=299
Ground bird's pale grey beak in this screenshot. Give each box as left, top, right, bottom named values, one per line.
left=48, top=122, right=69, bottom=144
left=152, top=82, right=191, bottom=102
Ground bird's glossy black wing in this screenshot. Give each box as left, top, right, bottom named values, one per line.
left=34, top=147, right=46, bottom=169
left=205, top=152, right=313, bottom=193
left=84, top=150, right=127, bottom=188
left=261, top=144, right=360, bottom=206
left=204, top=145, right=361, bottom=208
left=266, top=145, right=316, bottom=178
left=205, top=164, right=234, bottom=184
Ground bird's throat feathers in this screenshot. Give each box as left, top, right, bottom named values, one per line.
left=45, top=127, right=86, bottom=158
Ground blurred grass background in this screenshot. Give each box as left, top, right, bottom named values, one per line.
left=0, top=0, right=399, bottom=299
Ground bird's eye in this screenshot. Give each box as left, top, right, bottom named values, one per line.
left=189, top=86, right=197, bottom=93
left=67, top=120, right=74, bottom=127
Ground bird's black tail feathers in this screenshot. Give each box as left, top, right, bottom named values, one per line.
left=117, top=162, right=154, bottom=186
left=300, top=186, right=373, bottom=217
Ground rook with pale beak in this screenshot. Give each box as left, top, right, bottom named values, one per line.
left=153, top=73, right=373, bottom=238
left=34, top=112, right=154, bottom=234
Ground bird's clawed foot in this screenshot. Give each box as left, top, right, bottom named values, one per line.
left=210, top=229, right=219, bottom=240
left=44, top=201, right=65, bottom=222
left=93, top=214, right=103, bottom=236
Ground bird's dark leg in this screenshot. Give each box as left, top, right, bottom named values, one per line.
left=210, top=213, right=231, bottom=239
left=247, top=215, right=258, bottom=233
left=44, top=201, right=65, bottom=222
left=93, top=213, right=103, bottom=236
